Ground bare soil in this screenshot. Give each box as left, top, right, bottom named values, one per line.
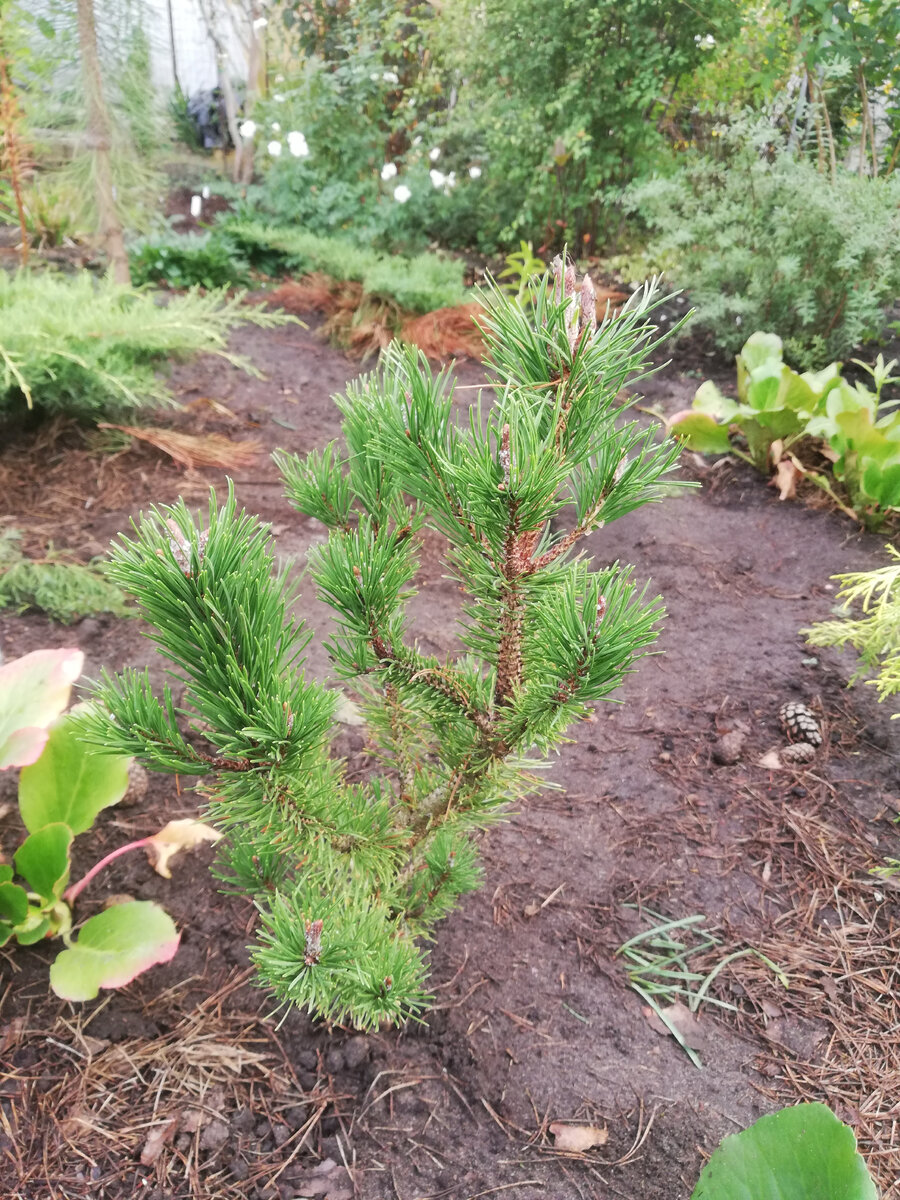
left=1, top=314, right=899, bottom=1200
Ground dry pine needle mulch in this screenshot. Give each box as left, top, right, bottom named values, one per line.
left=1, top=971, right=342, bottom=1200
left=98, top=425, right=263, bottom=471
left=726, top=787, right=900, bottom=1198
left=268, top=275, right=487, bottom=361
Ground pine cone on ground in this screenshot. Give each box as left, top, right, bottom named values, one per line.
left=778, top=701, right=823, bottom=747
left=780, top=740, right=818, bottom=765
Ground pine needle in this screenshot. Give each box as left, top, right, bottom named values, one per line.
left=98, top=424, right=263, bottom=470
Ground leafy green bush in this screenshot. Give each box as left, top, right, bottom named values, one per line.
left=361, top=251, right=466, bottom=312
left=670, top=332, right=900, bottom=528
left=805, top=546, right=900, bottom=714
left=224, top=221, right=466, bottom=313
left=129, top=232, right=250, bottom=290
left=82, top=267, right=685, bottom=1028
left=0, top=271, right=291, bottom=421
left=433, top=0, right=741, bottom=250
left=628, top=125, right=900, bottom=369
left=628, top=122, right=900, bottom=368
left=231, top=0, right=741, bottom=255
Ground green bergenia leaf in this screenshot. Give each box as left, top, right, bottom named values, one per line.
left=0, top=879, right=29, bottom=946
left=691, top=1103, right=877, bottom=1200
left=14, top=822, right=73, bottom=903
left=50, top=901, right=180, bottom=1001
left=669, top=411, right=733, bottom=455
left=18, top=713, right=131, bottom=836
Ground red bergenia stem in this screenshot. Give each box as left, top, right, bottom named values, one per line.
left=64, top=836, right=153, bottom=906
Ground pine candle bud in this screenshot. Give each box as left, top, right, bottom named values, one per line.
left=165, top=519, right=208, bottom=577
left=579, top=275, right=597, bottom=335
left=550, top=255, right=564, bottom=305
left=564, top=261, right=577, bottom=301
left=304, top=918, right=323, bottom=966
left=498, top=423, right=511, bottom=489
left=564, top=262, right=580, bottom=355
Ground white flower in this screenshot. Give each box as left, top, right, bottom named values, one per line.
left=383, top=71, right=399, bottom=84
left=393, top=184, right=412, bottom=204
left=238, top=119, right=257, bottom=139
left=252, top=16, right=268, bottom=30
left=446, top=171, right=456, bottom=189
left=381, top=162, right=398, bottom=180
left=370, top=72, right=380, bottom=81
left=287, top=131, right=309, bottom=157
left=201, top=185, right=210, bottom=199
left=735, top=315, right=743, bottom=326
left=271, top=122, right=281, bottom=132
left=468, top=165, right=482, bottom=179
left=412, top=135, right=422, bottom=147
left=273, top=93, right=285, bottom=103
left=190, top=195, right=202, bottom=217
left=430, top=168, right=446, bottom=189
left=429, top=147, right=441, bottom=162
left=267, top=139, right=282, bottom=157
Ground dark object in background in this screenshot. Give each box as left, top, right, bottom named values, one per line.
left=171, top=85, right=231, bottom=150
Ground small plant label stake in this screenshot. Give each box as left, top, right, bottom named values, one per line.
left=83, top=263, right=688, bottom=1028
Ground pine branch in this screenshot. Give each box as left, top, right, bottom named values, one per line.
left=88, top=259, right=690, bottom=1029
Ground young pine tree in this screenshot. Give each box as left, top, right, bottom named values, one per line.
left=82, top=264, right=687, bottom=1029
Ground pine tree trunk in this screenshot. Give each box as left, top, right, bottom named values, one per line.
left=0, top=48, right=29, bottom=266
left=76, top=0, right=131, bottom=285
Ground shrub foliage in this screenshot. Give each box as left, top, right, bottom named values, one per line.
left=0, top=271, right=291, bottom=420
left=82, top=267, right=686, bottom=1028
left=629, top=123, right=900, bottom=368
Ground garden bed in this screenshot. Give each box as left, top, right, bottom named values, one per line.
left=1, top=317, right=898, bottom=1200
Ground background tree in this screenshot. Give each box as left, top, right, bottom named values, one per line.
left=75, top=0, right=129, bottom=282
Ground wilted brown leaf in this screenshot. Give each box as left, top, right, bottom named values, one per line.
left=772, top=457, right=802, bottom=501
left=146, top=818, right=222, bottom=879
left=549, top=1121, right=609, bottom=1152
left=140, top=1115, right=179, bottom=1165
left=642, top=1000, right=709, bottom=1051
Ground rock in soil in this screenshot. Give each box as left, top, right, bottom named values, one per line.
left=712, top=728, right=747, bottom=765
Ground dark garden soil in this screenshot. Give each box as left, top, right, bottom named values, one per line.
left=1, top=312, right=899, bottom=1200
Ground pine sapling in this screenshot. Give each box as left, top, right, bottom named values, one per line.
left=82, top=264, right=688, bottom=1029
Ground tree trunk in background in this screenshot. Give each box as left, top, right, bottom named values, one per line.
left=76, top=0, right=131, bottom=285
left=0, top=48, right=29, bottom=266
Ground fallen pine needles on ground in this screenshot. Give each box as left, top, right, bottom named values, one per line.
left=725, top=787, right=900, bottom=1195
left=3, top=971, right=339, bottom=1198
left=268, top=276, right=487, bottom=360
left=98, top=425, right=264, bottom=471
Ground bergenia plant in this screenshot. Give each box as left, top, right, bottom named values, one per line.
left=670, top=333, right=900, bottom=528
left=0, top=649, right=182, bottom=1000
left=81, top=263, right=688, bottom=1029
